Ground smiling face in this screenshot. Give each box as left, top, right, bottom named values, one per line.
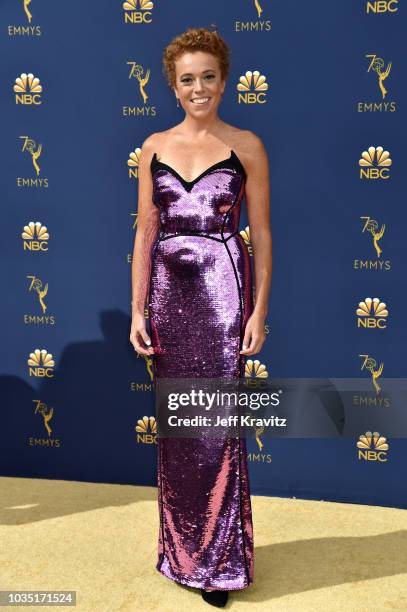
left=173, top=50, right=226, bottom=117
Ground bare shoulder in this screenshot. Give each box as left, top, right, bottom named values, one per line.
left=140, top=130, right=170, bottom=162
left=234, top=129, right=266, bottom=158
left=231, top=129, right=268, bottom=175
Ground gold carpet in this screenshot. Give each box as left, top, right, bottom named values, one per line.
left=1, top=477, right=406, bottom=611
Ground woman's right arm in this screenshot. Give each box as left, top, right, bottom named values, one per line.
left=129, top=135, right=160, bottom=356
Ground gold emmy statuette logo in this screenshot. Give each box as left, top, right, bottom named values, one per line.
left=123, top=0, right=154, bottom=24
left=235, top=0, right=271, bottom=32
left=27, top=275, right=48, bottom=313
left=142, top=354, right=154, bottom=381
left=128, top=147, right=142, bottom=179
left=359, top=146, right=391, bottom=179
left=253, top=0, right=263, bottom=18
left=356, top=297, right=388, bottom=329
left=14, top=73, right=42, bottom=105
left=22, top=221, right=49, bottom=251
left=360, top=354, right=384, bottom=395
left=237, top=70, right=268, bottom=104
left=360, top=216, right=385, bottom=258
left=8, top=1, right=42, bottom=36
left=20, top=136, right=42, bottom=175
left=366, top=55, right=392, bottom=99
left=23, top=0, right=33, bottom=22
left=240, top=225, right=253, bottom=256
left=354, top=216, right=390, bottom=271
left=245, top=359, right=269, bottom=378
left=127, top=212, right=138, bottom=264
left=128, top=62, right=150, bottom=104
left=366, top=0, right=398, bottom=14
left=28, top=348, right=55, bottom=377
left=243, top=357, right=273, bottom=456
left=254, top=425, right=265, bottom=451
left=135, top=416, right=157, bottom=443
left=127, top=212, right=138, bottom=263
left=8, top=2, right=42, bottom=36
left=34, top=400, right=54, bottom=436
left=130, top=352, right=155, bottom=391
left=357, top=431, right=389, bottom=461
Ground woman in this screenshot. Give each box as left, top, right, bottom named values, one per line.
left=130, top=27, right=272, bottom=608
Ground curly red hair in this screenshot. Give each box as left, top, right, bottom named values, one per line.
left=163, top=27, right=230, bottom=88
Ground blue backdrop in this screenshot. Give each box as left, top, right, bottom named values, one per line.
left=1, top=1, right=406, bottom=508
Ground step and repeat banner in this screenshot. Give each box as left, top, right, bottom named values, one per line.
left=1, top=2, right=406, bottom=508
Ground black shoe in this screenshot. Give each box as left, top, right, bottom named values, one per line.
left=200, top=588, right=229, bottom=608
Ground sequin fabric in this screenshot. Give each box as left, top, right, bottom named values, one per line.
left=148, top=150, right=254, bottom=590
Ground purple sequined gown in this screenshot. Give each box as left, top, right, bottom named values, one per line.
left=148, top=149, right=254, bottom=590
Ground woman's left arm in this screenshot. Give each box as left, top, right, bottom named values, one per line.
left=240, top=132, right=272, bottom=356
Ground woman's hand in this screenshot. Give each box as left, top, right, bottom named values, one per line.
left=130, top=312, right=155, bottom=356
left=240, top=310, right=267, bottom=356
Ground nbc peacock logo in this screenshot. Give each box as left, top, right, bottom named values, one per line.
left=14, top=73, right=43, bottom=105
left=135, top=416, right=157, bottom=443
left=123, top=0, right=154, bottom=24
left=359, top=146, right=392, bottom=179
left=245, top=359, right=269, bottom=378
left=240, top=225, right=253, bottom=256
left=356, top=297, right=388, bottom=329
left=127, top=147, right=142, bottom=179
left=357, top=431, right=389, bottom=461
left=365, top=0, right=399, bottom=15
left=237, top=70, right=268, bottom=104
left=28, top=348, right=55, bottom=377
left=22, top=221, right=49, bottom=251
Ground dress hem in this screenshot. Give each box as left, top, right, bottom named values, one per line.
left=156, top=562, right=253, bottom=591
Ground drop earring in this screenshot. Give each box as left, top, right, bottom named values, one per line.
left=176, top=98, right=180, bottom=107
